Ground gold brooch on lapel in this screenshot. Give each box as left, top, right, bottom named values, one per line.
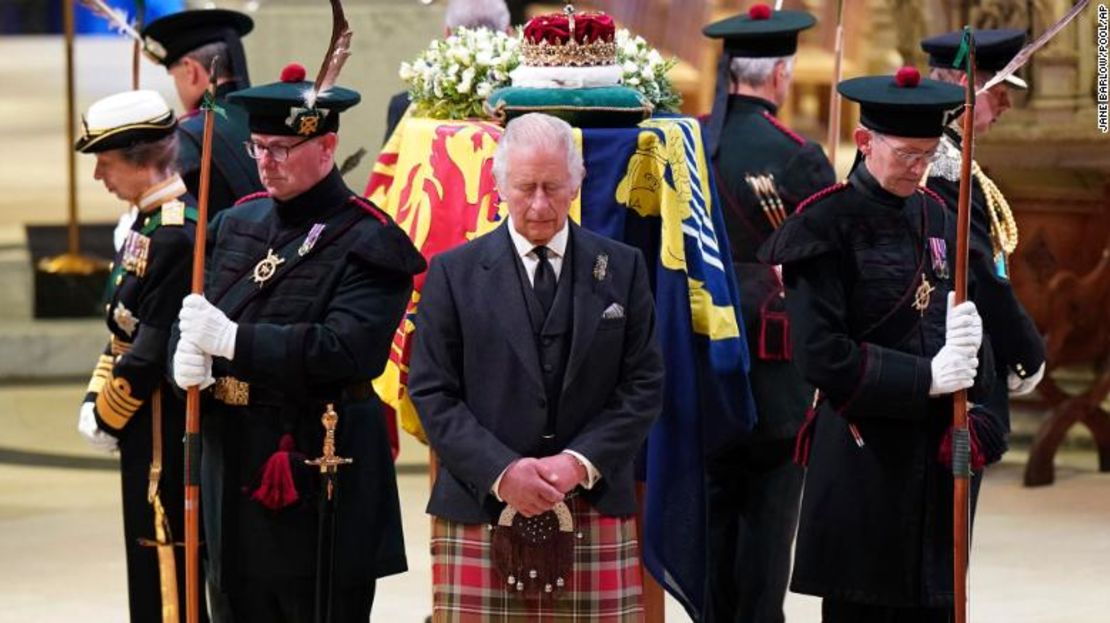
left=252, top=248, right=286, bottom=286
left=593, top=254, right=608, bottom=282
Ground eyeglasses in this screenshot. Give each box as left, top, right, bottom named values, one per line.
left=243, top=137, right=315, bottom=162
left=872, top=133, right=938, bottom=166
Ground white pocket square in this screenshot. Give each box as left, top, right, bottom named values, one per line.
left=601, top=303, right=625, bottom=320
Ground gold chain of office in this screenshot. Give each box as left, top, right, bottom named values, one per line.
left=972, top=161, right=1019, bottom=259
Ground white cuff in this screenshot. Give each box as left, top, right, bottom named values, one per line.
left=491, top=465, right=511, bottom=502
left=562, top=450, right=600, bottom=489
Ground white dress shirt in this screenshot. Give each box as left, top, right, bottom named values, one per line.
left=506, top=215, right=569, bottom=284
left=492, top=219, right=600, bottom=501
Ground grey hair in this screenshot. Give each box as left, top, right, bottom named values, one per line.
left=928, top=67, right=965, bottom=84
left=182, top=41, right=232, bottom=79
left=729, top=55, right=795, bottom=88
left=119, top=133, right=179, bottom=174
left=492, top=113, right=585, bottom=188
left=445, top=0, right=510, bottom=31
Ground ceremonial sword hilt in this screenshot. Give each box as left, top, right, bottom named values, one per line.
left=305, top=403, right=353, bottom=500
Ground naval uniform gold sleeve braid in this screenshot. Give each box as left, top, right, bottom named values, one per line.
left=96, top=226, right=194, bottom=432
left=84, top=341, right=116, bottom=400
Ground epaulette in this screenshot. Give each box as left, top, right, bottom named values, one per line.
left=138, top=202, right=198, bottom=236
left=234, top=191, right=271, bottom=206
left=928, top=134, right=962, bottom=182
left=794, top=182, right=848, bottom=215
left=761, top=111, right=805, bottom=146
left=347, top=195, right=390, bottom=226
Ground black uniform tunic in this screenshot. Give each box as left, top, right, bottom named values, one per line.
left=189, top=168, right=425, bottom=620
left=706, top=94, right=836, bottom=623
left=82, top=181, right=202, bottom=622
left=926, top=127, right=1045, bottom=433
left=715, top=94, right=837, bottom=439
left=758, top=163, right=1002, bottom=615
left=176, top=82, right=262, bottom=215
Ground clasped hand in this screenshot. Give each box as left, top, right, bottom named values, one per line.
left=496, top=455, right=587, bottom=517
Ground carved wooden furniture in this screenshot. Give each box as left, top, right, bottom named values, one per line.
left=994, top=166, right=1110, bottom=486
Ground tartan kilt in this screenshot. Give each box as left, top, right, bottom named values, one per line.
left=431, top=496, right=644, bottom=622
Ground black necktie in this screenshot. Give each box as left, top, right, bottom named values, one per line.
left=532, top=246, right=556, bottom=315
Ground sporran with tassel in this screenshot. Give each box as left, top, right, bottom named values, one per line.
left=491, top=501, right=575, bottom=601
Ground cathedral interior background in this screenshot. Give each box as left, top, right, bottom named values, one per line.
left=0, top=0, right=1106, bottom=620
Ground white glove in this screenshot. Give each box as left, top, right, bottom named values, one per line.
left=1008, top=362, right=1046, bottom=396
left=929, top=344, right=979, bottom=396
left=113, top=207, right=138, bottom=252
left=944, top=292, right=983, bottom=352
left=179, top=294, right=237, bottom=360
left=78, top=402, right=118, bottom=453
left=173, top=338, right=215, bottom=390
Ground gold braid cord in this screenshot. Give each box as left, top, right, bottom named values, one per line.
left=139, top=389, right=180, bottom=623
left=972, top=161, right=1018, bottom=260
left=86, top=354, right=114, bottom=394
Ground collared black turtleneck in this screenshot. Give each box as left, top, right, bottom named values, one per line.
left=850, top=159, right=911, bottom=209
left=726, top=93, right=778, bottom=117
left=272, top=166, right=351, bottom=228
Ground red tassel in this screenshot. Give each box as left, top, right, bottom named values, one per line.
left=938, top=423, right=986, bottom=472
left=969, top=423, right=986, bottom=470
left=250, top=434, right=300, bottom=510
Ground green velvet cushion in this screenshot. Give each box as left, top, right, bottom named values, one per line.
left=486, top=86, right=652, bottom=128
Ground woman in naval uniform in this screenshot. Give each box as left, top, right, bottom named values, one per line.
left=75, top=89, right=204, bottom=622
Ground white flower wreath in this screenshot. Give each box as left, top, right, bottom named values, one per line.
left=400, top=26, right=682, bottom=120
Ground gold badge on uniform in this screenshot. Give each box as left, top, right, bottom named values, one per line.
left=161, top=199, right=185, bottom=226
left=911, top=274, right=935, bottom=315
left=252, top=248, right=286, bottom=286
left=286, top=107, right=324, bottom=136
left=297, top=115, right=319, bottom=136
left=112, top=303, right=139, bottom=337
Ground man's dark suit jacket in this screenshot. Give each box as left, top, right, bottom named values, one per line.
left=409, top=221, right=664, bottom=524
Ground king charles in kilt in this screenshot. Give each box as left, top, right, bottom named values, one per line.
left=409, top=113, right=664, bottom=621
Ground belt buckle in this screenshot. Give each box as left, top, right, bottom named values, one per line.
left=214, top=377, right=249, bottom=406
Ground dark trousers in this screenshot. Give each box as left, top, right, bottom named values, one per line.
left=206, top=557, right=236, bottom=623
left=230, top=577, right=376, bottom=623
left=119, top=409, right=208, bottom=622
left=822, top=599, right=952, bottom=622
left=704, top=438, right=804, bottom=623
